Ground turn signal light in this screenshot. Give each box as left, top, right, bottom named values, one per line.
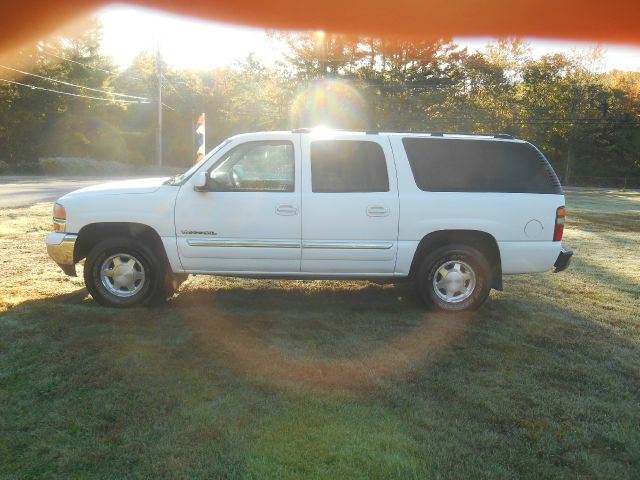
left=553, top=206, right=565, bottom=241
left=53, top=203, right=66, bottom=232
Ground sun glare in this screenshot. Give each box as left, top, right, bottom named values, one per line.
left=290, top=79, right=368, bottom=130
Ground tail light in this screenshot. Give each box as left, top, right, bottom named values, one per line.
left=553, top=206, right=565, bottom=241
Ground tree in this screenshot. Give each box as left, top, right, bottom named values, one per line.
left=1, top=22, right=639, bottom=180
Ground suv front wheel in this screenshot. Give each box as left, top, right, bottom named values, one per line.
left=84, top=237, right=166, bottom=308
left=417, top=244, right=492, bottom=312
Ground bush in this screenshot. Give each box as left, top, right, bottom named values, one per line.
left=0, top=160, right=10, bottom=174
left=135, top=165, right=184, bottom=176
left=40, top=115, right=132, bottom=164
left=39, top=157, right=133, bottom=176
left=16, top=161, right=42, bottom=174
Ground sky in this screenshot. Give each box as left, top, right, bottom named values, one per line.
left=98, top=5, right=640, bottom=72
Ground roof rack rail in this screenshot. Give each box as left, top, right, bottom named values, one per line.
left=291, top=127, right=379, bottom=134
left=406, top=131, right=519, bottom=140
left=291, top=128, right=517, bottom=140
left=363, top=130, right=517, bottom=138
left=403, top=131, right=516, bottom=138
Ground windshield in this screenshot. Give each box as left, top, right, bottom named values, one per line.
left=166, top=139, right=231, bottom=185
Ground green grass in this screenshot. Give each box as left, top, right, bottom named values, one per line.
left=0, top=188, right=639, bottom=479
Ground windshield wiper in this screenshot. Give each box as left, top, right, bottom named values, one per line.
left=163, top=175, right=178, bottom=185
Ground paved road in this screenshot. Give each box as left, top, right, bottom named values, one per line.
left=0, top=176, right=135, bottom=208
left=2, top=177, right=635, bottom=210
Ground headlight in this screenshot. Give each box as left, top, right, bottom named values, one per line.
left=53, top=203, right=66, bottom=232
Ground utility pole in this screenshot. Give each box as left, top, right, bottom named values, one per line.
left=156, top=46, right=163, bottom=167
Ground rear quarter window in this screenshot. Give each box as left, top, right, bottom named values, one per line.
left=402, top=137, right=562, bottom=194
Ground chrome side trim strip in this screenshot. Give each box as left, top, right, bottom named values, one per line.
left=186, top=239, right=394, bottom=250
left=302, top=241, right=393, bottom=250
left=186, top=239, right=301, bottom=248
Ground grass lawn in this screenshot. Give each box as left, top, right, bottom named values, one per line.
left=0, top=188, right=639, bottom=479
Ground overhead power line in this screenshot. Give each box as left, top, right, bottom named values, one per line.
left=0, top=77, right=149, bottom=104
left=162, top=74, right=188, bottom=103
left=0, top=64, right=149, bottom=100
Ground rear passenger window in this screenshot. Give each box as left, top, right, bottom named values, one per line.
left=310, top=140, right=389, bottom=193
left=402, top=137, right=562, bottom=194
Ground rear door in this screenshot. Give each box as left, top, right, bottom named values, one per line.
left=300, top=134, right=399, bottom=274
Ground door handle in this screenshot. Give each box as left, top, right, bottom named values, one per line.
left=276, top=204, right=298, bottom=216
left=367, top=205, right=390, bottom=217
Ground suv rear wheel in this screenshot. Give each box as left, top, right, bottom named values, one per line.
left=417, top=244, right=491, bottom=312
left=84, top=237, right=166, bottom=308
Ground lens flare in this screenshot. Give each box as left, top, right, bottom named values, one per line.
left=177, top=279, right=475, bottom=394
left=290, top=79, right=369, bottom=130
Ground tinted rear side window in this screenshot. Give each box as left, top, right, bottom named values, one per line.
left=402, top=137, right=562, bottom=194
left=311, top=140, right=389, bottom=193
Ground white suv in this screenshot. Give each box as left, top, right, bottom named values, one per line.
left=46, top=129, right=573, bottom=311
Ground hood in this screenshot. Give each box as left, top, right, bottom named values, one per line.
left=59, top=177, right=170, bottom=200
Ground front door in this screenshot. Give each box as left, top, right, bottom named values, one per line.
left=175, top=134, right=302, bottom=273
left=300, top=134, right=400, bottom=274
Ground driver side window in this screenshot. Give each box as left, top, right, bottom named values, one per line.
left=208, top=141, right=294, bottom=192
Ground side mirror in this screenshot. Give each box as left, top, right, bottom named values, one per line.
left=209, top=170, right=234, bottom=190
left=193, top=171, right=208, bottom=191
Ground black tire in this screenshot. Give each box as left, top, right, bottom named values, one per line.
left=84, top=236, right=165, bottom=308
left=416, top=244, right=492, bottom=312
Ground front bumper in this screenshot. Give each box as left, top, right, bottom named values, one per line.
left=46, top=232, right=78, bottom=276
left=553, top=246, right=573, bottom=273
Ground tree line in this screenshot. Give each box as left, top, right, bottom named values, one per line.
left=1, top=21, right=639, bottom=181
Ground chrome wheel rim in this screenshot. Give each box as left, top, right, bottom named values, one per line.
left=100, top=253, right=146, bottom=298
left=432, top=260, right=476, bottom=304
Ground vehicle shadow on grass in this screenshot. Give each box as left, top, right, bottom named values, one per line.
left=27, top=276, right=640, bottom=393
left=166, top=281, right=479, bottom=391
left=20, top=280, right=477, bottom=391
left=3, top=278, right=639, bottom=395
left=2, top=281, right=639, bottom=477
